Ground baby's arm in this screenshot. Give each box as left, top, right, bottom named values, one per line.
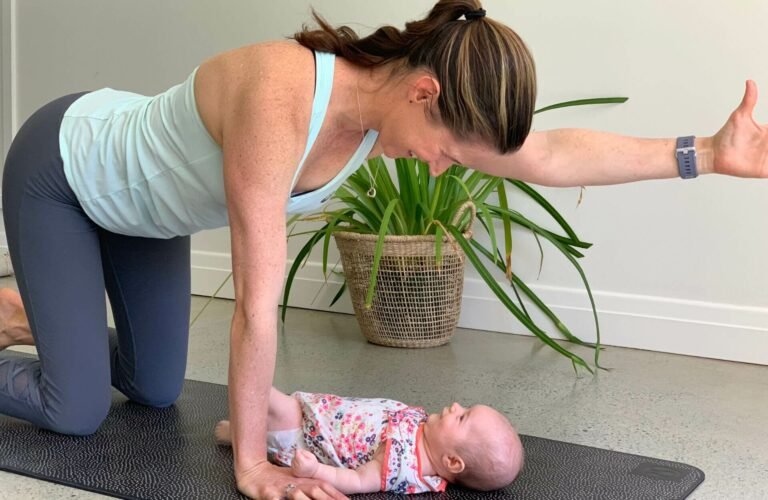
left=292, top=448, right=383, bottom=494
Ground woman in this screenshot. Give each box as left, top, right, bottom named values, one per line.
left=0, top=1, right=765, bottom=498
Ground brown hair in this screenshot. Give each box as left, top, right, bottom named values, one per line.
left=293, top=1, right=537, bottom=154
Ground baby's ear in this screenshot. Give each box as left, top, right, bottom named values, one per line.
left=442, top=453, right=466, bottom=475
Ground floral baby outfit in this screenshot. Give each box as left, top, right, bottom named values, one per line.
left=269, top=391, right=447, bottom=494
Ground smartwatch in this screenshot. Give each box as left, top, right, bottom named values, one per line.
left=675, top=136, right=698, bottom=179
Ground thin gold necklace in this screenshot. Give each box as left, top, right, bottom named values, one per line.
left=356, top=79, right=377, bottom=198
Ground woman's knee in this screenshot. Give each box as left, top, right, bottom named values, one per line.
left=43, top=390, right=111, bottom=436
left=129, top=379, right=183, bottom=408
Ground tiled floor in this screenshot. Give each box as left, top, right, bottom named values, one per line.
left=0, top=275, right=766, bottom=499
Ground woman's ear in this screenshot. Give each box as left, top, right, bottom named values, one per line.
left=409, top=75, right=441, bottom=104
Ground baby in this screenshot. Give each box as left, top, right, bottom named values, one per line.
left=215, top=388, right=524, bottom=494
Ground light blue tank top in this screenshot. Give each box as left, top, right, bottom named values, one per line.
left=58, top=51, right=379, bottom=239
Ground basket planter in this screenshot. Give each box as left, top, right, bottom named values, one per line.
left=333, top=203, right=475, bottom=348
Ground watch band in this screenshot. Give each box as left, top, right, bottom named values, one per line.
left=675, top=136, right=698, bottom=179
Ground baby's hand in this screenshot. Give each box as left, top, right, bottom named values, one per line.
left=291, top=449, right=320, bottom=478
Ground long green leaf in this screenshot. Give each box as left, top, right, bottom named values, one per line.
left=445, top=226, right=594, bottom=373
left=322, top=211, right=350, bottom=275
left=189, top=271, right=233, bottom=327
left=479, top=203, right=498, bottom=266
left=535, top=97, right=628, bottom=114
left=469, top=239, right=595, bottom=348
left=473, top=176, right=503, bottom=203
left=430, top=173, right=445, bottom=216
left=506, top=179, right=582, bottom=243
left=489, top=208, right=602, bottom=367
left=365, top=199, right=400, bottom=307
left=468, top=238, right=530, bottom=319
left=497, top=184, right=513, bottom=279
left=329, top=280, right=347, bottom=307
left=281, top=226, right=329, bottom=321
left=486, top=205, right=590, bottom=253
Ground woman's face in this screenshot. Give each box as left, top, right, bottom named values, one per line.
left=378, top=108, right=489, bottom=177
left=374, top=73, right=487, bottom=177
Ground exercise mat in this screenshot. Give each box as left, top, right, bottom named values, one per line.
left=0, top=378, right=704, bottom=499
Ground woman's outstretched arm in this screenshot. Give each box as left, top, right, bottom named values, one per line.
left=477, top=81, right=766, bottom=187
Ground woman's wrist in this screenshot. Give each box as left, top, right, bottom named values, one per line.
left=234, top=442, right=270, bottom=472
left=235, top=458, right=271, bottom=484
left=696, top=136, right=715, bottom=175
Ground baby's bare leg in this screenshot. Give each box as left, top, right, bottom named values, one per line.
left=267, top=387, right=302, bottom=431
left=214, top=387, right=301, bottom=445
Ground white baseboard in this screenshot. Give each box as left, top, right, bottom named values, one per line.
left=191, top=250, right=768, bottom=366
left=1, top=242, right=763, bottom=365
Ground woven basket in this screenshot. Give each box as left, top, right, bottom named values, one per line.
left=334, top=201, right=476, bottom=348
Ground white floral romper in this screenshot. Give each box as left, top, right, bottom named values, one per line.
left=269, top=392, right=447, bottom=494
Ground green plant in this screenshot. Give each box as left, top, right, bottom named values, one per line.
left=286, top=97, right=627, bottom=374
left=193, top=97, right=627, bottom=374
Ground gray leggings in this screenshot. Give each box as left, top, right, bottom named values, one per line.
left=1, top=92, right=191, bottom=435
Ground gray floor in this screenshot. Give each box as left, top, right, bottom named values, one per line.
left=0, top=275, right=766, bottom=499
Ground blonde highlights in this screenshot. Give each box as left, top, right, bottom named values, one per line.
left=293, top=1, right=537, bottom=153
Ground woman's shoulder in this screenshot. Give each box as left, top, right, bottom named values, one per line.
left=201, top=40, right=315, bottom=97
left=194, top=40, right=316, bottom=143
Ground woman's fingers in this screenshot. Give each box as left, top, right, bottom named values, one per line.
left=737, top=80, right=758, bottom=117
left=235, top=460, right=348, bottom=500
left=291, top=489, right=311, bottom=500
left=291, top=481, right=345, bottom=500
left=319, top=482, right=348, bottom=500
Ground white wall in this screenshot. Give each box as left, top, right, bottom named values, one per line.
left=0, top=0, right=14, bottom=162
left=1, top=0, right=766, bottom=364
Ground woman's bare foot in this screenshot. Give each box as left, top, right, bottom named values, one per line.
left=214, top=420, right=232, bottom=445
left=0, top=288, right=33, bottom=350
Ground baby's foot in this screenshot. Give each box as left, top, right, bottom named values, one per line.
left=214, top=420, right=232, bottom=445
left=291, top=449, right=319, bottom=478
left=0, top=288, right=32, bottom=350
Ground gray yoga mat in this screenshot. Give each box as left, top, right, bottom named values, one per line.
left=0, top=377, right=704, bottom=499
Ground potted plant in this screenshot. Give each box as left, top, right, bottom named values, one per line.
left=329, top=175, right=476, bottom=350
left=283, top=96, right=628, bottom=374
left=193, top=97, right=627, bottom=374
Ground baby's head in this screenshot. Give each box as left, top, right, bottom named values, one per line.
left=423, top=402, right=523, bottom=491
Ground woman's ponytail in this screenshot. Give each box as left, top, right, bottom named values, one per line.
left=293, top=1, right=536, bottom=154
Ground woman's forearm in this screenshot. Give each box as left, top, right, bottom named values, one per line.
left=490, top=129, right=715, bottom=187
left=229, top=312, right=277, bottom=475
left=546, top=129, right=714, bottom=186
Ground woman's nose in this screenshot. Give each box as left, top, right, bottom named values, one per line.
left=451, top=402, right=462, bottom=412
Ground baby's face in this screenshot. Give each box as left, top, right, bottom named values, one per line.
left=424, top=402, right=505, bottom=452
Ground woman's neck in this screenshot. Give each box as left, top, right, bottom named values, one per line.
left=334, top=58, right=402, bottom=136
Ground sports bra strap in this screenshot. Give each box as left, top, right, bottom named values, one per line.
left=288, top=51, right=335, bottom=195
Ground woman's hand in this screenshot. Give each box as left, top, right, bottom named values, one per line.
left=711, top=80, right=768, bottom=178
left=236, top=460, right=347, bottom=500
